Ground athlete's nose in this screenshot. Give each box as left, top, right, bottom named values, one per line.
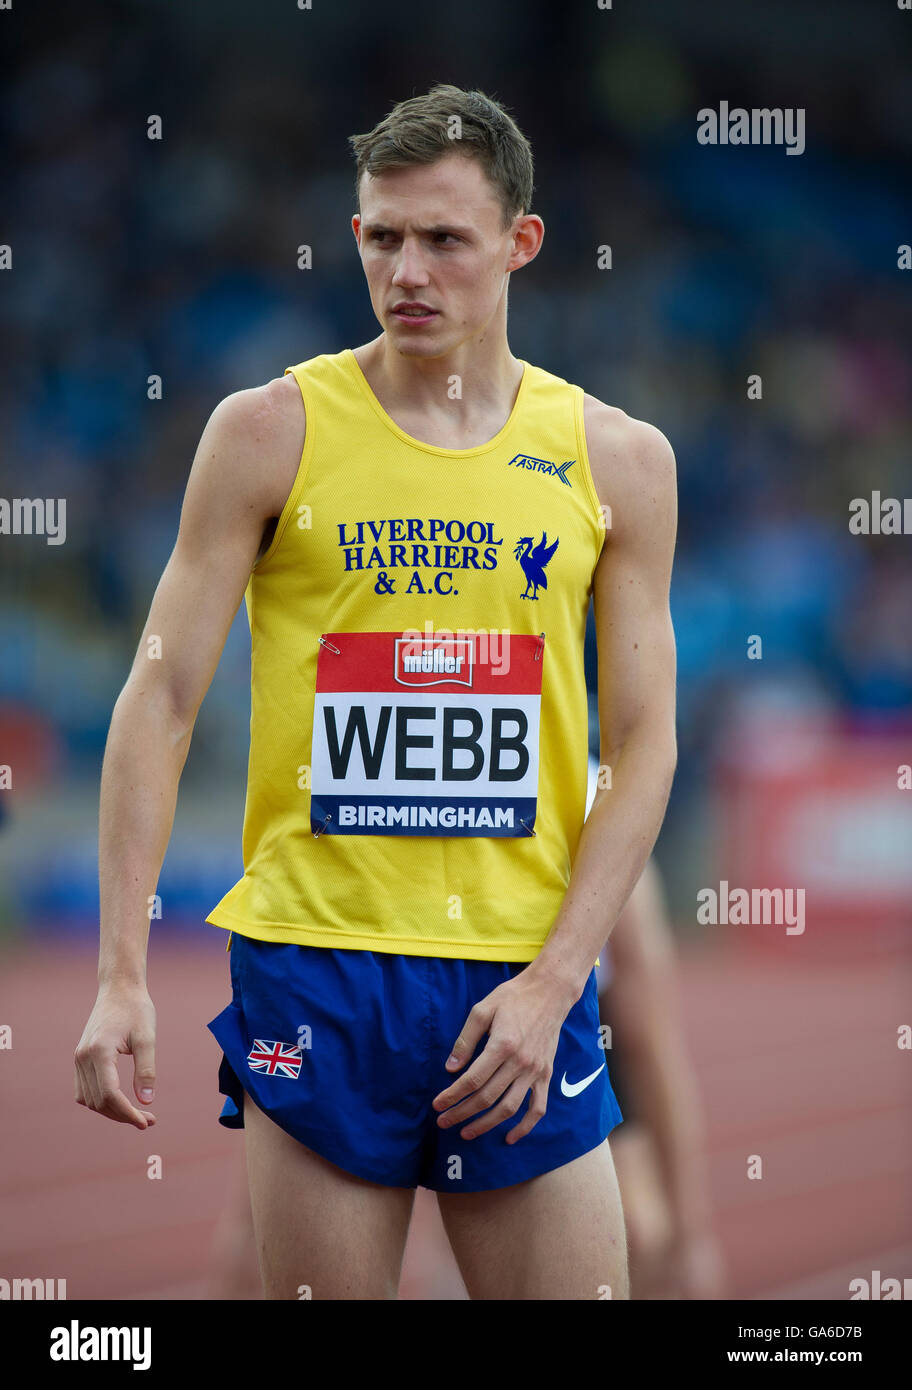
left=391, top=237, right=430, bottom=290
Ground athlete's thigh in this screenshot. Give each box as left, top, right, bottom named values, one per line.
left=436, top=1138, right=628, bottom=1300
left=243, top=1093, right=416, bottom=1300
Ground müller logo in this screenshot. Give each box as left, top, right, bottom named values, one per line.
left=394, top=636, right=474, bottom=688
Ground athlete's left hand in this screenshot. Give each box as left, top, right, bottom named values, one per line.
left=432, top=966, right=576, bottom=1143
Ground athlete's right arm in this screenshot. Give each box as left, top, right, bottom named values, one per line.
left=74, top=374, right=305, bottom=1128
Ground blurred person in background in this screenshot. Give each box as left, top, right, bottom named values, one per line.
left=599, top=857, right=726, bottom=1300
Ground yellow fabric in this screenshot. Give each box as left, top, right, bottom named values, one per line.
left=207, top=348, right=605, bottom=962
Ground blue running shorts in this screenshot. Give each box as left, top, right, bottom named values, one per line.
left=207, top=933, right=623, bottom=1193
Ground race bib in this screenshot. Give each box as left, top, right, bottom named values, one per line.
left=310, top=631, right=543, bottom=836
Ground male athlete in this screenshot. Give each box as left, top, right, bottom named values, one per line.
left=74, top=84, right=678, bottom=1300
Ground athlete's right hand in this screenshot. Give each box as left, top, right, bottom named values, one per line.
left=74, top=983, right=157, bottom=1129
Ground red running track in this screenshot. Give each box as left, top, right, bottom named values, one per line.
left=1, top=933, right=910, bottom=1300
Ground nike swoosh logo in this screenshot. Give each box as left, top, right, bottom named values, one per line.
left=560, top=1063, right=606, bottom=1097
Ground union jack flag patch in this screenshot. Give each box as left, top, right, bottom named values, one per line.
left=246, top=1039, right=303, bottom=1079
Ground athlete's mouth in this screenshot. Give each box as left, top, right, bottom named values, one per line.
left=391, top=302, right=439, bottom=324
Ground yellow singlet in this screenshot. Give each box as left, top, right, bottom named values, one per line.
left=206, top=348, right=605, bottom=962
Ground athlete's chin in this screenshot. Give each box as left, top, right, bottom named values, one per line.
left=388, top=329, right=450, bottom=358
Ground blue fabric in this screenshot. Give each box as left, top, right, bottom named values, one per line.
left=208, top=933, right=623, bottom=1193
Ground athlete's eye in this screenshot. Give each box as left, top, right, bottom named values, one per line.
left=433, top=232, right=458, bottom=244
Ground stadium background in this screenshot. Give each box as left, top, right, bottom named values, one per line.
left=1, top=0, right=910, bottom=1299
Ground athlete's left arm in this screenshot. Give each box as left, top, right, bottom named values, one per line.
left=431, top=402, right=677, bottom=1143
left=530, top=398, right=678, bottom=998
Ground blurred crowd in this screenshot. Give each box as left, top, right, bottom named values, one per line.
left=2, top=0, right=911, bottom=807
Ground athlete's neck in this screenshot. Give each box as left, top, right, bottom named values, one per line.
left=352, top=335, right=524, bottom=451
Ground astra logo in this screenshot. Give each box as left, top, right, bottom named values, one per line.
left=507, top=454, right=574, bottom=487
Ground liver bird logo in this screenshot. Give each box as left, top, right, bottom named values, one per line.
left=514, top=532, right=559, bottom=600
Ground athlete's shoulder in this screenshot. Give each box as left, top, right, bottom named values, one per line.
left=208, top=348, right=354, bottom=440
left=581, top=392, right=676, bottom=513
left=197, top=374, right=306, bottom=519
left=209, top=372, right=304, bottom=441
left=285, top=348, right=354, bottom=388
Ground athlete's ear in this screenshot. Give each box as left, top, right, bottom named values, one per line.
left=507, top=214, right=544, bottom=273
left=351, top=213, right=362, bottom=249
